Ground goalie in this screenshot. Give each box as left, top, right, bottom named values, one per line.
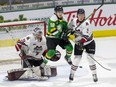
left=7, top=27, right=59, bottom=81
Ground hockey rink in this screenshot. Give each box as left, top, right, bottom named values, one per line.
left=0, top=37, right=116, bottom=87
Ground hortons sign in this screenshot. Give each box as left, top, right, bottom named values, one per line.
left=64, top=8, right=116, bottom=30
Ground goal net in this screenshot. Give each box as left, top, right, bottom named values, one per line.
left=0, top=21, right=67, bottom=66
left=0, top=21, right=46, bottom=47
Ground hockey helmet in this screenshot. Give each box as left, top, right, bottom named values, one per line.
left=54, top=5, right=63, bottom=12
left=77, top=8, right=85, bottom=15
left=33, top=27, right=42, bottom=35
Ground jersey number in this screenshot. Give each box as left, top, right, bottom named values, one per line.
left=50, top=23, right=55, bottom=27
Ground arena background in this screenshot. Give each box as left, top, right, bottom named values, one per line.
left=0, top=0, right=116, bottom=47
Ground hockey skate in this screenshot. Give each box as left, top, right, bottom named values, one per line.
left=92, top=74, right=98, bottom=82
left=69, top=73, right=74, bottom=81
left=64, top=56, right=72, bottom=65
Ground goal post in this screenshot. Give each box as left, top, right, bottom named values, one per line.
left=0, top=21, right=46, bottom=47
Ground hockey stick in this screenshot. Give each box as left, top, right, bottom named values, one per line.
left=75, top=0, right=104, bottom=30
left=5, top=28, right=24, bottom=52
left=69, top=38, right=111, bottom=71
left=5, top=28, right=17, bottom=43
left=66, top=0, right=104, bottom=36
left=23, top=58, right=49, bottom=80
left=88, top=54, right=111, bottom=71
left=23, top=58, right=42, bottom=77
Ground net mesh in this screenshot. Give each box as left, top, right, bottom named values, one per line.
left=0, top=21, right=46, bottom=47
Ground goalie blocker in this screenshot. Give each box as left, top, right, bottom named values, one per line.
left=7, top=65, right=57, bottom=81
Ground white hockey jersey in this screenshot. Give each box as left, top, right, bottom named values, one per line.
left=16, top=34, right=47, bottom=59
left=68, top=18, right=93, bottom=45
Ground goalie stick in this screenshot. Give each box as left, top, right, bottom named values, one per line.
left=23, top=58, right=48, bottom=80
left=5, top=27, right=21, bottom=50
left=5, top=28, right=16, bottom=43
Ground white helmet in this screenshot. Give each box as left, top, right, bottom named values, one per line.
left=33, top=27, right=43, bottom=39
left=33, top=27, right=42, bottom=35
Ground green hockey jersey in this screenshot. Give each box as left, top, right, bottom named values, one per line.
left=47, top=14, right=68, bottom=38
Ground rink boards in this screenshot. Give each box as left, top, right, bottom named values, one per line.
left=0, top=4, right=116, bottom=47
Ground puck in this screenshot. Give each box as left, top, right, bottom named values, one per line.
left=79, top=66, right=82, bottom=68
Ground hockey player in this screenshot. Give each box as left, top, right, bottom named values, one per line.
left=9, top=27, right=48, bottom=79
left=9, top=27, right=58, bottom=81
left=68, top=8, right=98, bottom=82
left=45, top=5, right=73, bottom=65
left=15, top=27, right=48, bottom=68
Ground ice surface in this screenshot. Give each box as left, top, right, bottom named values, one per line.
left=0, top=37, right=116, bottom=87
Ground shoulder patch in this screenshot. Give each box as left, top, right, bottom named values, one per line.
left=62, top=16, right=67, bottom=22
left=50, top=15, right=58, bottom=22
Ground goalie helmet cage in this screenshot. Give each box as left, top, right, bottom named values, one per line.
left=0, top=21, right=46, bottom=46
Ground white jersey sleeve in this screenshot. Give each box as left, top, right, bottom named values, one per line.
left=81, top=20, right=92, bottom=37
left=18, top=34, right=32, bottom=54
left=70, top=18, right=93, bottom=45
left=68, top=19, right=76, bottom=31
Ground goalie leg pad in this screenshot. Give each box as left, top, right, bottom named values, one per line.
left=51, top=66, right=57, bottom=76
left=7, top=69, right=26, bottom=81
left=7, top=66, right=57, bottom=81
left=43, top=66, right=57, bottom=77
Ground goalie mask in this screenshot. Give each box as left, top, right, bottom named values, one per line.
left=33, top=27, right=43, bottom=39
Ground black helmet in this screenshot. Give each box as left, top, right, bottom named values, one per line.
left=77, top=8, right=85, bottom=14
left=54, top=5, right=63, bottom=12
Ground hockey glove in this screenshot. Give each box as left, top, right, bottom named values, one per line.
left=18, top=42, right=28, bottom=46
left=78, top=42, right=84, bottom=50
left=19, top=50, right=27, bottom=60
left=77, top=37, right=87, bottom=50
left=61, top=32, right=69, bottom=42
left=61, top=28, right=75, bottom=42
